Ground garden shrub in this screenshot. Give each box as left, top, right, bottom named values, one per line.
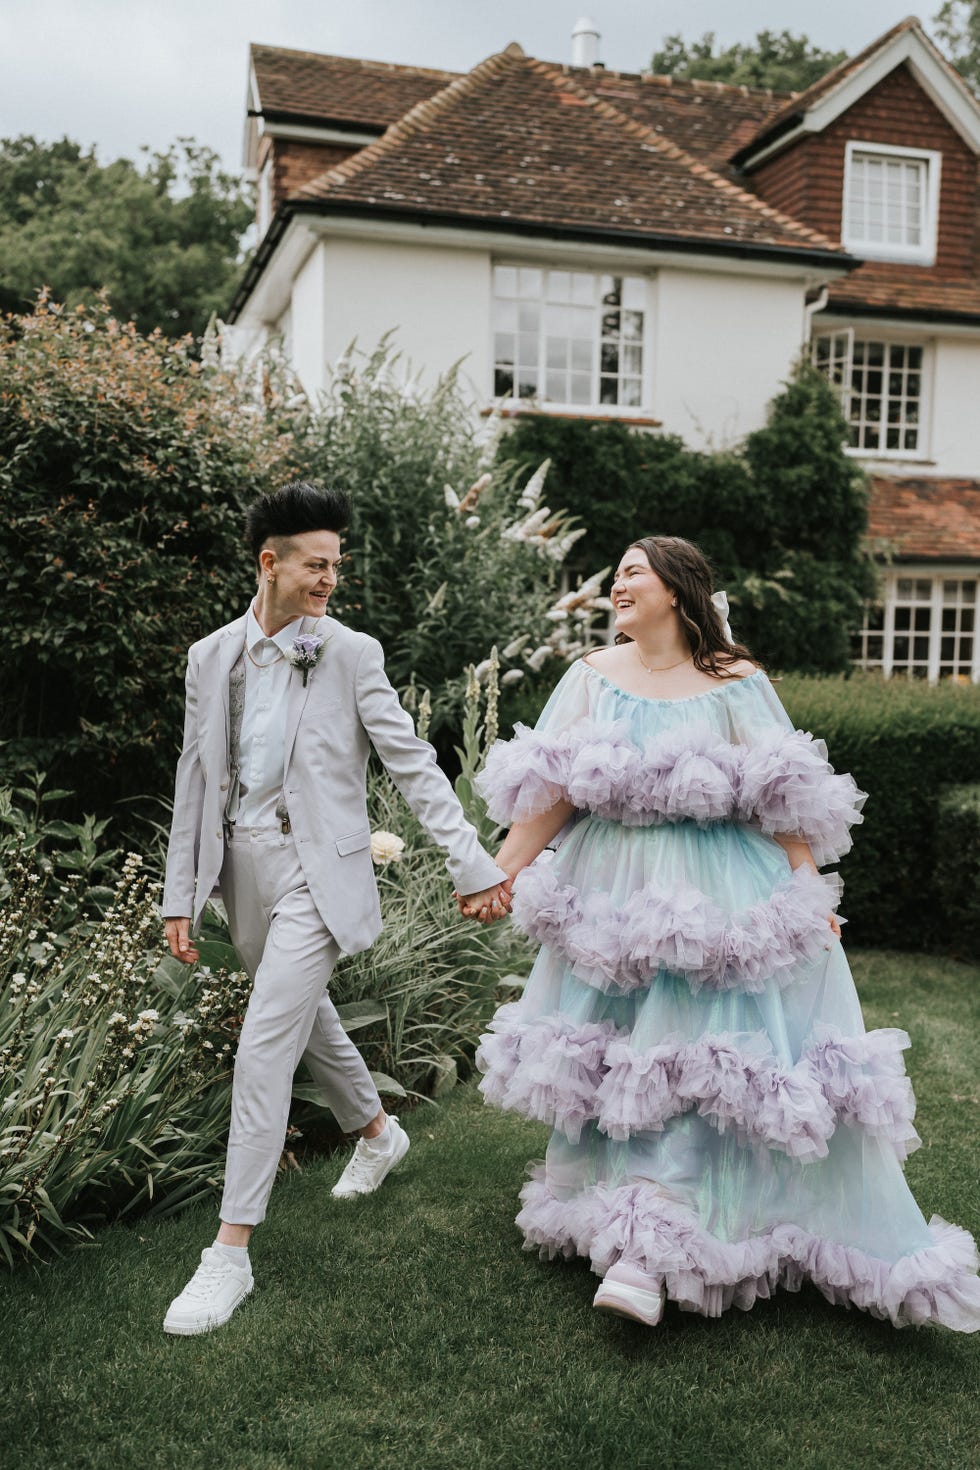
left=934, top=784, right=980, bottom=958
left=0, top=297, right=295, bottom=825
left=498, top=362, right=876, bottom=674
left=293, top=343, right=594, bottom=738
left=778, top=674, right=980, bottom=950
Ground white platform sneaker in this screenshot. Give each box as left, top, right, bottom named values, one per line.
left=163, top=1246, right=254, bottom=1336
left=331, top=1116, right=410, bottom=1199
left=593, top=1261, right=667, bottom=1326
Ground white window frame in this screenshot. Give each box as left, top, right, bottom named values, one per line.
left=842, top=140, right=942, bottom=266
left=491, top=263, right=650, bottom=417
left=853, top=567, right=980, bottom=684
left=812, top=326, right=931, bottom=462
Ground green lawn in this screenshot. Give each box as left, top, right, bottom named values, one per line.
left=1, top=950, right=978, bottom=1470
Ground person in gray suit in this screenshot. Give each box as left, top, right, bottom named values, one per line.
left=161, top=481, right=512, bottom=1336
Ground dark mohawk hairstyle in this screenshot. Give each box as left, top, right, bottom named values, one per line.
left=245, top=481, right=352, bottom=566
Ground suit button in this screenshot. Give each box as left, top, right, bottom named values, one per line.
left=215, top=830, right=222, bottom=839
left=220, top=780, right=229, bottom=792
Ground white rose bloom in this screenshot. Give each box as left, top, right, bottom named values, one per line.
left=370, top=830, right=406, bottom=866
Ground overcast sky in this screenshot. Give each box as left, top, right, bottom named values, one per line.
left=3, top=1, right=939, bottom=173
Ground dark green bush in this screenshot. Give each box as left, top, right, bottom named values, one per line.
left=778, top=674, right=980, bottom=950
left=0, top=297, right=295, bottom=825
left=934, top=784, right=980, bottom=958
left=498, top=363, right=876, bottom=673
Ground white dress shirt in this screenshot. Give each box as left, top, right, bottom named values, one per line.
left=236, top=606, right=305, bottom=830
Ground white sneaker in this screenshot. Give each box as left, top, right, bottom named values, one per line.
left=593, top=1261, right=667, bottom=1326
left=163, top=1247, right=254, bottom=1336
left=331, top=1116, right=410, bottom=1199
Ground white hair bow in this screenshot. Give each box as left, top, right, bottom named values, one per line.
left=711, top=589, right=733, bottom=645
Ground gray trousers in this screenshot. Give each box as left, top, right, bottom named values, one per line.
left=219, top=827, right=381, bottom=1226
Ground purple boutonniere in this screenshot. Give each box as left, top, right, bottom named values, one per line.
left=285, top=632, right=329, bottom=687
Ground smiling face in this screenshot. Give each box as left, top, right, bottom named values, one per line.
left=258, top=529, right=343, bottom=624
left=611, top=546, right=677, bottom=637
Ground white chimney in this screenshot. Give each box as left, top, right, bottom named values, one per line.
left=571, top=16, right=600, bottom=68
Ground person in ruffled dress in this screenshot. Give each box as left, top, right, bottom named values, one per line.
left=472, top=535, right=980, bottom=1331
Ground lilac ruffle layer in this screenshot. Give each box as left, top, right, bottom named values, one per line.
left=516, top=1169, right=980, bottom=1330
left=511, top=861, right=841, bottom=995
left=476, top=720, right=866, bottom=866
left=477, top=1004, right=920, bottom=1160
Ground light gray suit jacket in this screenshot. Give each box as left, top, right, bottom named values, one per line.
left=162, top=612, right=507, bottom=955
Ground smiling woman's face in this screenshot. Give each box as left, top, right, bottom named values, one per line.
left=259, top=530, right=343, bottom=621
left=610, top=548, right=675, bottom=636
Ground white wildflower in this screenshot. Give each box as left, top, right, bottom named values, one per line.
left=501, top=669, right=525, bottom=685
left=502, top=634, right=529, bottom=659
left=370, top=830, right=406, bottom=866
left=443, top=484, right=461, bottom=511
left=464, top=514, right=481, bottom=529
left=525, top=645, right=552, bottom=673
left=518, top=459, right=550, bottom=509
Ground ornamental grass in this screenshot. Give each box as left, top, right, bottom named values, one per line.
left=0, top=847, right=250, bottom=1263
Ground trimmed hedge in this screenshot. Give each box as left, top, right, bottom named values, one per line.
left=778, top=674, right=980, bottom=950
left=935, top=784, right=980, bottom=959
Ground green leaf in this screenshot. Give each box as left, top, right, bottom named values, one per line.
left=368, top=1071, right=407, bottom=1098
left=334, top=1000, right=388, bottom=1033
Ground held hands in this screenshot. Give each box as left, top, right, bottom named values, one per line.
left=454, top=879, right=514, bottom=925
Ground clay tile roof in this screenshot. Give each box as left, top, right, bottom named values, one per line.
left=827, top=264, right=980, bottom=324
left=869, top=476, right=980, bottom=560
left=576, top=69, right=789, bottom=174
left=733, top=17, right=922, bottom=163
left=293, top=47, right=847, bottom=259
left=733, top=16, right=980, bottom=167
left=250, top=43, right=457, bottom=128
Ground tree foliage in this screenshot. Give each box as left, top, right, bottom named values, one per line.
left=0, top=137, right=252, bottom=337
left=0, top=297, right=295, bottom=819
left=933, top=1, right=980, bottom=89
left=498, top=364, right=876, bottom=675
left=650, top=30, right=847, bottom=92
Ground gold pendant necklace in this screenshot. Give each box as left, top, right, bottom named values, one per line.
left=245, top=642, right=285, bottom=670
left=634, top=646, right=694, bottom=676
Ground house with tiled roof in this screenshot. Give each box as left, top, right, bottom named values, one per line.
left=233, top=16, right=980, bottom=684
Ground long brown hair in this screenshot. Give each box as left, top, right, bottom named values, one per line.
left=614, top=535, right=758, bottom=678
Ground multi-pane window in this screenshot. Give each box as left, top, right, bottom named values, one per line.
left=813, top=329, right=925, bottom=456
left=492, top=266, right=645, bottom=411
left=890, top=576, right=934, bottom=678
left=852, top=574, right=979, bottom=683
left=939, top=577, right=976, bottom=679
left=842, top=143, right=940, bottom=264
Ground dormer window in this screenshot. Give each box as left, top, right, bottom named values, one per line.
left=842, top=142, right=941, bottom=265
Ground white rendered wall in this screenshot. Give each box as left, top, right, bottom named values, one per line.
left=289, top=243, right=328, bottom=400
left=921, top=336, right=980, bottom=477
left=651, top=268, right=807, bottom=448
left=320, top=237, right=493, bottom=397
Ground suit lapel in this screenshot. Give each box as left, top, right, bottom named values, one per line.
left=282, top=614, right=315, bottom=776
left=283, top=615, right=327, bottom=775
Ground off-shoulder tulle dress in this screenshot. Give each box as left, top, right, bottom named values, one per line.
left=475, top=660, right=980, bottom=1330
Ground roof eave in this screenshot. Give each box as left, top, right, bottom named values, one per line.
left=248, top=107, right=387, bottom=136
left=825, top=297, right=980, bottom=328
left=228, top=199, right=855, bottom=322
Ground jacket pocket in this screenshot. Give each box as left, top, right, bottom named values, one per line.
left=336, top=828, right=371, bottom=857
